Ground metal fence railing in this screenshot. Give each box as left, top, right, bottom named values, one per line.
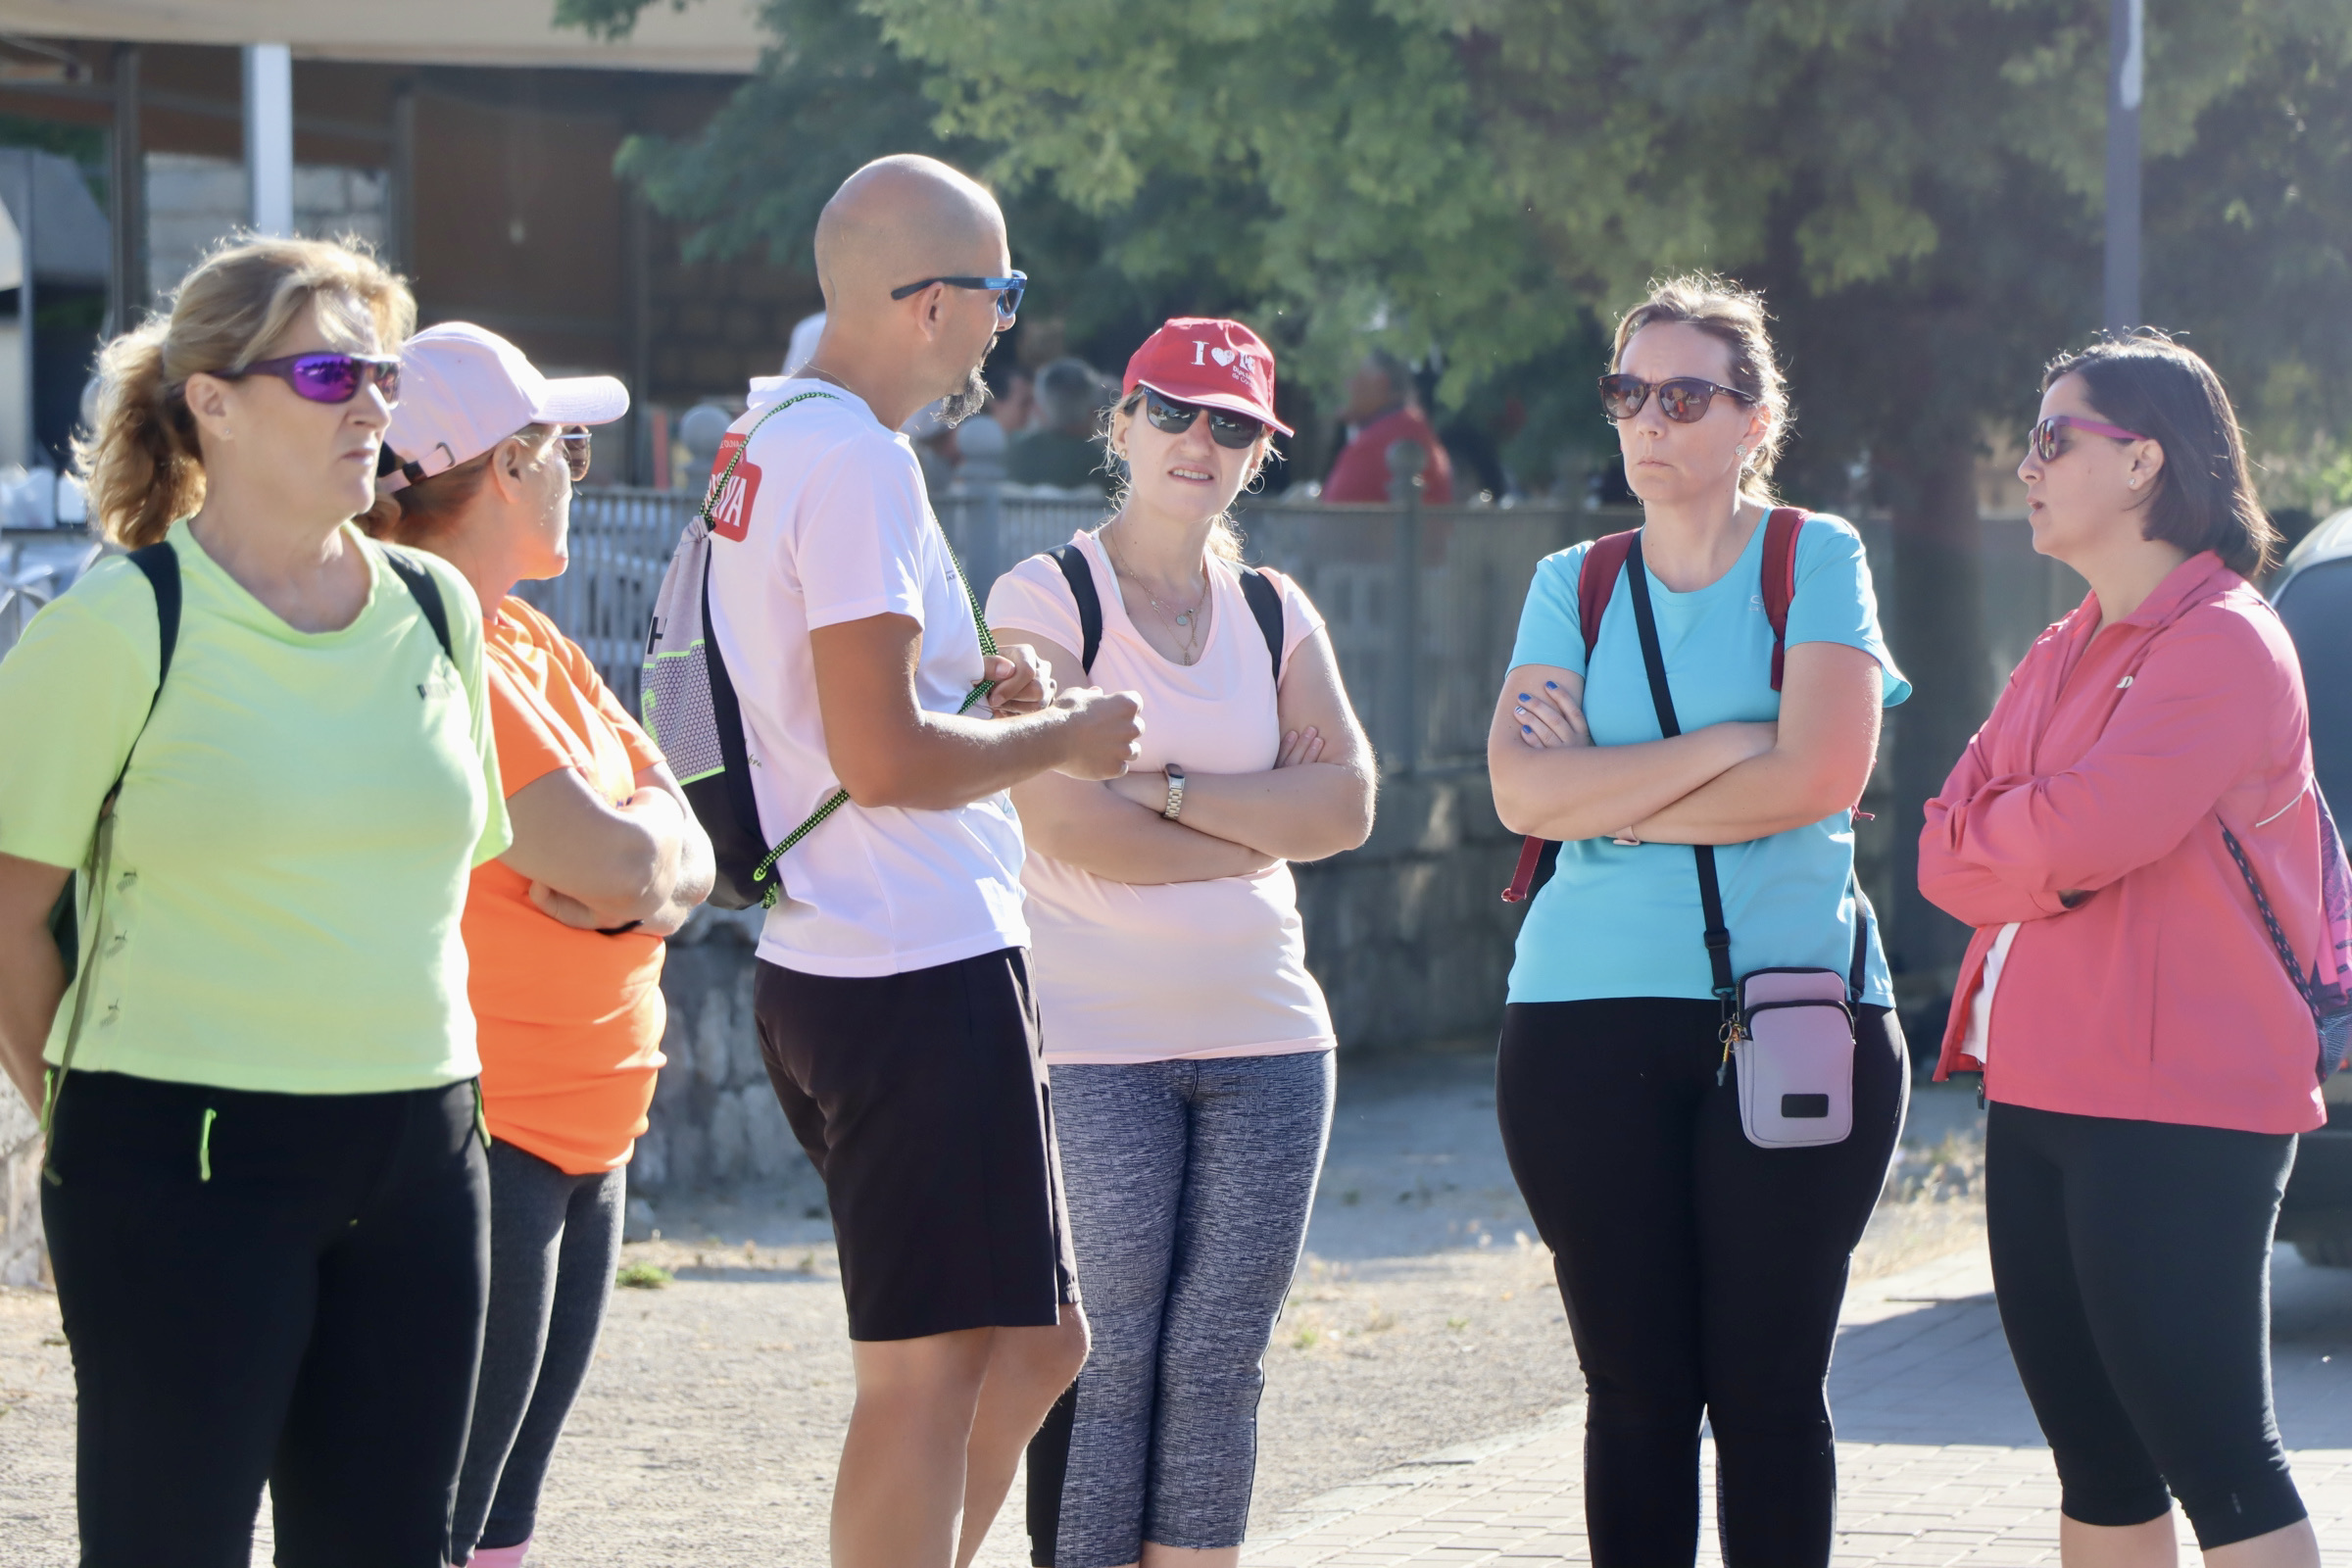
left=544, top=484, right=1614, bottom=767
left=532, top=485, right=2084, bottom=782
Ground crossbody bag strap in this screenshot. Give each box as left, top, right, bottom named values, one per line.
left=2221, top=821, right=2323, bottom=1019
left=1623, top=536, right=1738, bottom=1012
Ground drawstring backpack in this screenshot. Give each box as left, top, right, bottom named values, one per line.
left=639, top=389, right=997, bottom=910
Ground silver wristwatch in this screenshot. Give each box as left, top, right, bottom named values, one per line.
left=1161, top=762, right=1188, bottom=821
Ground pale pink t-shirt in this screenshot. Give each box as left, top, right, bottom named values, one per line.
left=986, top=529, right=1338, bottom=1065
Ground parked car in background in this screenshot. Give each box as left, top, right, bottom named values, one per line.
left=2272, top=505, right=2352, bottom=1266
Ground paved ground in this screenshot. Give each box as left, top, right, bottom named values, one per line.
left=1246, top=1242, right=2352, bottom=1566
left=10, top=1052, right=2316, bottom=1567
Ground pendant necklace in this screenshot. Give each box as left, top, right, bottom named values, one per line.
left=1103, top=526, right=1210, bottom=658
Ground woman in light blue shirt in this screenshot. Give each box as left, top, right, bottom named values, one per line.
left=1487, top=274, right=1910, bottom=1568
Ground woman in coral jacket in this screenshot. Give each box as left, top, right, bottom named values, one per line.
left=1920, top=333, right=2328, bottom=1568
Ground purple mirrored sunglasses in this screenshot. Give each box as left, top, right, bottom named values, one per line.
left=228, top=352, right=402, bottom=406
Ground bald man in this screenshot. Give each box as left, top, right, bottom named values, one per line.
left=703, top=155, right=1140, bottom=1568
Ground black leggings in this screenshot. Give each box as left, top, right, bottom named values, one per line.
left=452, top=1141, right=626, bottom=1560
left=1986, top=1102, right=2305, bottom=1548
left=42, top=1069, right=490, bottom=1568
left=1496, top=998, right=1907, bottom=1568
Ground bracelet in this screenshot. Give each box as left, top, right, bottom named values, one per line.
left=1161, top=762, right=1188, bottom=821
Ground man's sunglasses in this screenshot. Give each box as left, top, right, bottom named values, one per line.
left=1598, top=373, right=1752, bottom=423
left=228, top=352, right=402, bottom=406
left=2029, top=414, right=2147, bottom=463
left=556, top=425, right=592, bottom=482
left=1139, top=388, right=1265, bottom=450
left=889, top=270, right=1026, bottom=322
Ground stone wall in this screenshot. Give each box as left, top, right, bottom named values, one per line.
left=1, top=1086, right=44, bottom=1285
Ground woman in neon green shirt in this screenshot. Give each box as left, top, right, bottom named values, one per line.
left=0, top=238, right=509, bottom=1567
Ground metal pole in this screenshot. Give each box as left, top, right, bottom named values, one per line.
left=108, top=44, right=145, bottom=334
left=20, top=160, right=34, bottom=470
left=2104, top=0, right=2143, bottom=332
left=243, top=44, right=294, bottom=237
left=388, top=80, right=416, bottom=273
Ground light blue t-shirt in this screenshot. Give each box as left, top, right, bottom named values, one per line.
left=1504, top=513, right=1910, bottom=1006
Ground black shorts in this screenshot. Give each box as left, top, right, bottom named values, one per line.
left=755, top=947, right=1079, bottom=1342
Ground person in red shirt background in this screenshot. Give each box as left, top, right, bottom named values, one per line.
left=1319, top=349, right=1453, bottom=504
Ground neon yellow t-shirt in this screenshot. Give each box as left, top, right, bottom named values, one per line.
left=0, top=519, right=510, bottom=1093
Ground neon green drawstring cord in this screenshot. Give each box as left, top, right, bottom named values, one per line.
left=197, top=1107, right=217, bottom=1183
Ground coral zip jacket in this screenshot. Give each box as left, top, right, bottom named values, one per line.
left=1921, top=551, right=2328, bottom=1135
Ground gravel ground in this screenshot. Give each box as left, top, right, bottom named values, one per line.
left=0, top=1049, right=1987, bottom=1567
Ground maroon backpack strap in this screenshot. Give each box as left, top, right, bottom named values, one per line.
left=1761, top=508, right=1806, bottom=692
left=1505, top=530, right=1639, bottom=905
left=1579, top=529, right=1639, bottom=664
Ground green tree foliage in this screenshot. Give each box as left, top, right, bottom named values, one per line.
left=564, top=0, right=2352, bottom=990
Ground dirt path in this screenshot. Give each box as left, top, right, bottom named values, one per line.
left=0, top=1050, right=1985, bottom=1566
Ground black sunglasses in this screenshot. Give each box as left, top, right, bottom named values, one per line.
left=888, top=270, right=1026, bottom=322
left=1598, top=373, right=1752, bottom=423
left=556, top=425, right=591, bottom=482
left=1139, top=388, right=1265, bottom=450
left=228, top=352, right=402, bottom=406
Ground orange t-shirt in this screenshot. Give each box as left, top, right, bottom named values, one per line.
left=467, top=597, right=668, bottom=1174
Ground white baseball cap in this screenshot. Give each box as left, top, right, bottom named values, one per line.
left=380, top=321, right=630, bottom=491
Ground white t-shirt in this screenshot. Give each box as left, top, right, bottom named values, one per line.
left=706, top=376, right=1028, bottom=977
left=986, top=529, right=1336, bottom=1064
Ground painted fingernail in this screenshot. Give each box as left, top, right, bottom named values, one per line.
left=1518, top=693, right=1531, bottom=701
left=1522, top=724, right=1533, bottom=734
left=1545, top=680, right=1558, bottom=689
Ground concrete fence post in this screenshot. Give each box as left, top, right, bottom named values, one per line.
left=1387, top=439, right=1427, bottom=777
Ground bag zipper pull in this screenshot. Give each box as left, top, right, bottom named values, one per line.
left=1717, top=1014, right=1742, bottom=1086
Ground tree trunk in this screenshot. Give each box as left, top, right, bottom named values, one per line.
left=1877, top=437, right=1987, bottom=1046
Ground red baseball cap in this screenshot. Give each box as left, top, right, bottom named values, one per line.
left=1122, top=317, right=1294, bottom=437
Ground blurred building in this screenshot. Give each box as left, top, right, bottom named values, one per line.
left=0, top=3, right=823, bottom=496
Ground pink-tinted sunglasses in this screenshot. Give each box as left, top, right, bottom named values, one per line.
left=2030, top=414, right=2146, bottom=463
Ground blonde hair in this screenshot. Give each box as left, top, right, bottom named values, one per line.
left=360, top=424, right=558, bottom=550
left=1098, top=391, right=1272, bottom=563
left=73, top=235, right=416, bottom=548
left=1612, top=273, right=1789, bottom=505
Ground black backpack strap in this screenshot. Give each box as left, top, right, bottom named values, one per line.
left=1624, top=536, right=1738, bottom=1013
left=47, top=542, right=182, bottom=1027
left=124, top=542, right=180, bottom=700
left=1239, top=566, right=1285, bottom=686
left=1048, top=542, right=1103, bottom=676
left=380, top=547, right=456, bottom=665
left=700, top=548, right=769, bottom=867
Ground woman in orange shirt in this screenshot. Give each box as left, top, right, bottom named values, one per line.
left=364, top=322, right=713, bottom=1568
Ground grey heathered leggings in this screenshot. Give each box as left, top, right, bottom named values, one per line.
left=1028, top=1051, right=1335, bottom=1567
left=451, top=1140, right=624, bottom=1561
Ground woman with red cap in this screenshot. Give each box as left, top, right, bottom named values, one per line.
left=988, top=318, right=1376, bottom=1568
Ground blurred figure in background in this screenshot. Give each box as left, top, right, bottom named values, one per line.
left=783, top=311, right=827, bottom=376
left=990, top=362, right=1037, bottom=436
left=1010, top=358, right=1115, bottom=494
left=1321, top=349, right=1452, bottom=504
